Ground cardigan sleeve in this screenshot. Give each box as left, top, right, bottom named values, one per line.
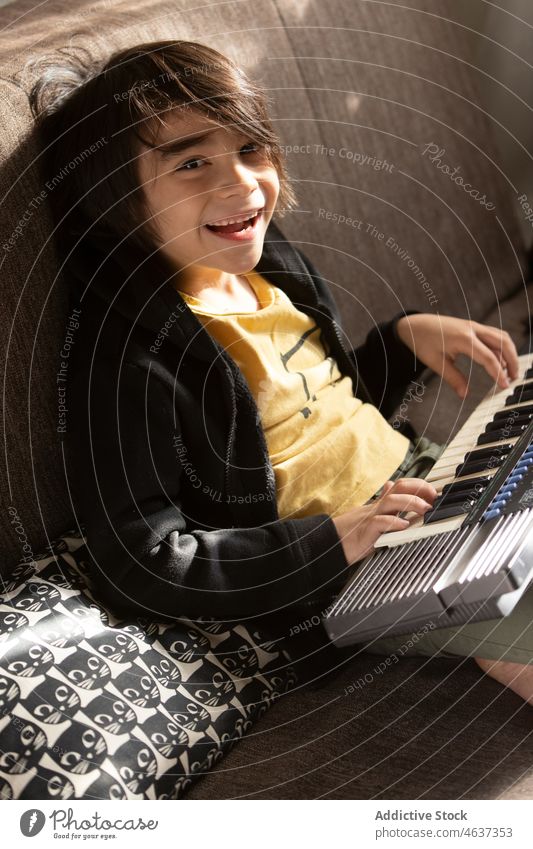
left=349, top=309, right=429, bottom=420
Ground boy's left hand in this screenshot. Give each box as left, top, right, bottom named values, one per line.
left=395, top=314, right=520, bottom=399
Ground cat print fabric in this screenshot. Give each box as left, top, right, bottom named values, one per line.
left=0, top=531, right=297, bottom=799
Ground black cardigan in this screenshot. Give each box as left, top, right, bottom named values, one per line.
left=65, top=218, right=425, bottom=628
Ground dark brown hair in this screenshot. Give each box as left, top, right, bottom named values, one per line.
left=28, top=39, right=298, bottom=286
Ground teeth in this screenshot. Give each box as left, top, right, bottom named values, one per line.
left=207, top=209, right=260, bottom=226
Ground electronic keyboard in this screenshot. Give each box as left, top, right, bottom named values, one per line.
left=323, top=352, right=533, bottom=647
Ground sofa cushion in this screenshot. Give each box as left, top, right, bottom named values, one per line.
left=0, top=531, right=296, bottom=799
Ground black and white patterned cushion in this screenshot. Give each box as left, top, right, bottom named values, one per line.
left=0, top=531, right=297, bottom=799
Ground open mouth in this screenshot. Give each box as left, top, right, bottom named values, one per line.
left=205, top=208, right=264, bottom=235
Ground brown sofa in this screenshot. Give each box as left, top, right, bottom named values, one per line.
left=1, top=0, right=533, bottom=799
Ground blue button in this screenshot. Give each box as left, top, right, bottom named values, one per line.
left=498, top=484, right=517, bottom=496
left=490, top=493, right=509, bottom=503
left=490, top=498, right=509, bottom=509
left=484, top=508, right=502, bottom=521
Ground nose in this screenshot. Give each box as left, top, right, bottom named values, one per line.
left=216, top=151, right=260, bottom=199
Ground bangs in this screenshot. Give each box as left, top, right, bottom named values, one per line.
left=122, top=58, right=282, bottom=170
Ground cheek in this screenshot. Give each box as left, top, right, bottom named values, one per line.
left=152, top=209, right=196, bottom=253
left=263, top=168, right=280, bottom=199
left=141, top=172, right=189, bottom=233
left=159, top=196, right=201, bottom=238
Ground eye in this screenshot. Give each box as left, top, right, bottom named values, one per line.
left=176, top=156, right=205, bottom=172
left=175, top=141, right=265, bottom=173
left=240, top=141, right=263, bottom=155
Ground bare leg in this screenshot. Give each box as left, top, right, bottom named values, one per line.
left=474, top=656, right=533, bottom=706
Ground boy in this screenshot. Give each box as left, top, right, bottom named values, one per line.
left=30, top=39, right=532, bottom=703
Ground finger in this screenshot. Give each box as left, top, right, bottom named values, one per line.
left=359, top=515, right=410, bottom=558
left=490, top=347, right=509, bottom=378
left=378, top=493, right=434, bottom=515
left=474, top=326, right=520, bottom=381
left=440, top=357, right=469, bottom=399
left=376, top=514, right=411, bottom=532
left=469, top=337, right=510, bottom=390
left=484, top=336, right=519, bottom=382
left=387, top=477, right=438, bottom=502
left=371, top=514, right=411, bottom=538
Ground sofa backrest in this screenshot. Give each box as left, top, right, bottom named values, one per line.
left=0, top=0, right=527, bottom=574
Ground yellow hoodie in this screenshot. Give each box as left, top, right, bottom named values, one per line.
left=177, top=271, right=409, bottom=520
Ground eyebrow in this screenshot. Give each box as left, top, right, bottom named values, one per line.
left=154, top=127, right=246, bottom=160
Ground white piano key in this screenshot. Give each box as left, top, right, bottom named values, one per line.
left=373, top=514, right=464, bottom=546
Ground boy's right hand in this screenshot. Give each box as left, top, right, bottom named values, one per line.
left=332, top=478, right=438, bottom=566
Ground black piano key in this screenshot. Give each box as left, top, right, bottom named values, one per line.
left=507, top=383, right=533, bottom=401
left=485, top=413, right=533, bottom=432
left=505, top=385, right=533, bottom=405
left=477, top=425, right=529, bottom=444
left=524, top=366, right=533, bottom=379
left=509, top=379, right=533, bottom=392
left=441, top=475, right=491, bottom=496
left=423, top=502, right=476, bottom=524
left=494, top=404, right=533, bottom=420
left=455, top=456, right=506, bottom=477
left=463, top=444, right=513, bottom=463
left=433, top=490, right=482, bottom=510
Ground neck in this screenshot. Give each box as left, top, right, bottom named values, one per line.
left=174, top=265, right=255, bottom=301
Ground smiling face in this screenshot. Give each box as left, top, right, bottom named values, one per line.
left=136, top=107, right=280, bottom=293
